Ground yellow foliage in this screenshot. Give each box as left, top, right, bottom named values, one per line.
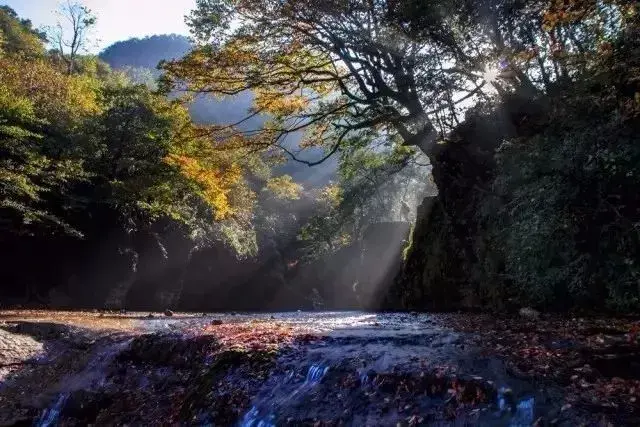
left=265, top=175, right=303, bottom=200
left=165, top=153, right=243, bottom=220
left=319, top=184, right=342, bottom=208
left=254, top=90, right=310, bottom=116
left=541, top=0, right=633, bottom=32
left=0, top=55, right=101, bottom=129
left=542, top=0, right=595, bottom=31
left=300, top=121, right=331, bottom=148
left=0, top=8, right=45, bottom=57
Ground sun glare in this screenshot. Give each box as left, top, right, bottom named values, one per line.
left=483, top=65, right=500, bottom=83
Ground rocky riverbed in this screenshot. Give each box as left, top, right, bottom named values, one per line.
left=0, top=311, right=638, bottom=426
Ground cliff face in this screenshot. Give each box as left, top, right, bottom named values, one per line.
left=388, top=96, right=541, bottom=312
left=391, top=60, right=640, bottom=314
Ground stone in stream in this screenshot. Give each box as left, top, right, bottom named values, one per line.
left=164, top=309, right=174, bottom=317
left=210, top=319, right=223, bottom=326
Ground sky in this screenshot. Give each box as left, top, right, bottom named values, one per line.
left=1, top=0, right=196, bottom=52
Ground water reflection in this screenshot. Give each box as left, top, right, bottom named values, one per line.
left=36, top=393, right=69, bottom=427
left=239, top=406, right=276, bottom=427
left=305, top=364, right=329, bottom=384
left=497, top=387, right=535, bottom=426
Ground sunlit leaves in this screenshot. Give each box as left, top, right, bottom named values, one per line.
left=166, top=154, right=242, bottom=220
left=0, top=7, right=258, bottom=244
left=0, top=56, right=101, bottom=131
left=254, top=90, right=309, bottom=116
left=264, top=175, right=303, bottom=200
left=0, top=6, right=46, bottom=57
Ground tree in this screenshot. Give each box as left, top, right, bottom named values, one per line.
left=0, top=55, right=97, bottom=235
left=48, top=1, right=96, bottom=74
left=163, top=0, right=518, bottom=165
left=0, top=6, right=47, bottom=56
left=0, top=6, right=256, bottom=245
left=164, top=0, right=636, bottom=167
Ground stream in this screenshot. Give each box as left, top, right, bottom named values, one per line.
left=0, top=312, right=570, bottom=426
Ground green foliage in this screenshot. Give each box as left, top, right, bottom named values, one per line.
left=480, top=28, right=640, bottom=312
left=0, top=6, right=46, bottom=56
left=298, top=184, right=352, bottom=260
left=398, top=24, right=640, bottom=313
left=487, top=106, right=640, bottom=311
left=402, top=222, right=415, bottom=263
left=0, top=79, right=85, bottom=235
left=297, top=141, right=431, bottom=261
left=0, top=6, right=256, bottom=250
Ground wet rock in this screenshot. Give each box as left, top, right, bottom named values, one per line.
left=519, top=307, right=540, bottom=320
left=164, top=309, right=174, bottom=317
left=147, top=313, right=155, bottom=318
left=62, top=390, right=112, bottom=424
left=210, top=319, right=223, bottom=326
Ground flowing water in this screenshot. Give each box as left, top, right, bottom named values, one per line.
left=35, top=393, right=69, bottom=427
left=34, top=336, right=133, bottom=427
left=225, top=312, right=545, bottom=426
left=2, top=312, right=557, bottom=425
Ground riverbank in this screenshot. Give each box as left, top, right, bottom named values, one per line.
left=0, top=311, right=638, bottom=425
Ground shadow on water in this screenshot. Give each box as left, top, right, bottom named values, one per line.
left=238, top=359, right=538, bottom=427
left=0, top=313, right=561, bottom=426
left=0, top=321, right=133, bottom=426
left=233, top=313, right=551, bottom=426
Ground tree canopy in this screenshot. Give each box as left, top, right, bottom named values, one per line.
left=0, top=6, right=256, bottom=250
left=163, top=0, right=636, bottom=164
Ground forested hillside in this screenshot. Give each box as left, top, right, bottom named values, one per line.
left=99, top=34, right=191, bottom=70
left=1, top=0, right=639, bottom=314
